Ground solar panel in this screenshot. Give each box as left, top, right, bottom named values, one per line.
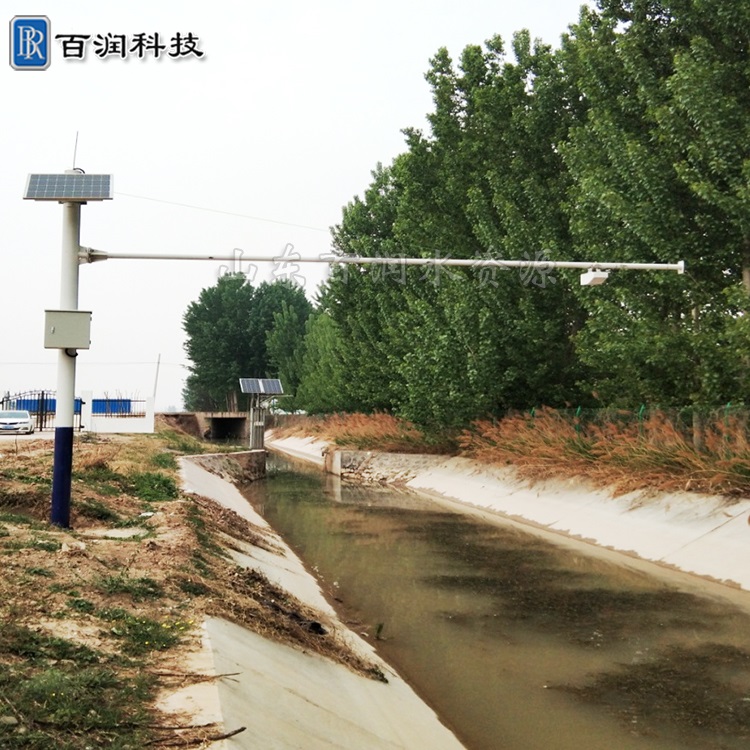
left=24, top=173, right=113, bottom=201
left=239, top=378, right=284, bottom=395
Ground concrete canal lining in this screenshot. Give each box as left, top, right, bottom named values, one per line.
left=177, top=453, right=466, bottom=750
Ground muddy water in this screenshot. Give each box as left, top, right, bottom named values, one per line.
left=242, top=456, right=750, bottom=750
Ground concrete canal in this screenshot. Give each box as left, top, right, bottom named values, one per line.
left=241, top=453, right=750, bottom=750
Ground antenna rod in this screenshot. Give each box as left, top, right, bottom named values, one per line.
left=72, top=132, right=79, bottom=169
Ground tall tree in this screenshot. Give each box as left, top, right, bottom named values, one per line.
left=182, top=274, right=256, bottom=411
left=295, top=312, right=351, bottom=414
left=182, top=276, right=310, bottom=411
left=266, top=298, right=313, bottom=409
left=561, top=1, right=742, bottom=415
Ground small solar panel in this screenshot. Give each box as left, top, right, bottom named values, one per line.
left=24, top=173, right=113, bottom=201
left=239, top=378, right=284, bottom=395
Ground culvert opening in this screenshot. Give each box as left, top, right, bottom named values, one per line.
left=208, top=416, right=247, bottom=441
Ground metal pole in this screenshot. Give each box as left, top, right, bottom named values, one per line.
left=153, top=353, right=161, bottom=400
left=51, top=200, right=81, bottom=528
left=79, top=247, right=685, bottom=274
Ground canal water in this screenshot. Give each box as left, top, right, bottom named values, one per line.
left=242, top=454, right=750, bottom=750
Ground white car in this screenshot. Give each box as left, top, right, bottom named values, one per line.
left=0, top=410, right=35, bottom=434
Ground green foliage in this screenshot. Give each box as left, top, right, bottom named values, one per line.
left=150, top=451, right=178, bottom=470
left=158, top=428, right=205, bottom=454
left=127, top=471, right=178, bottom=502
left=26, top=566, right=54, bottom=578
left=182, top=276, right=312, bottom=411
left=296, top=35, right=589, bottom=427
left=266, top=298, right=313, bottom=410
left=0, top=622, right=100, bottom=665
left=66, top=597, right=96, bottom=614
left=97, top=608, right=188, bottom=655
left=1, top=536, right=61, bottom=553
left=96, top=574, right=164, bottom=602
left=295, top=312, right=352, bottom=413
left=0, top=661, right=153, bottom=749
left=561, top=1, right=750, bottom=409
left=76, top=498, right=121, bottom=523
left=175, top=577, right=211, bottom=597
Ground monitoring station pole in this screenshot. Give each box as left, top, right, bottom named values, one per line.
left=51, top=199, right=81, bottom=527
left=25, top=170, right=113, bottom=528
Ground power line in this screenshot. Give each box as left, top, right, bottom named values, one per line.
left=1, top=361, right=188, bottom=367
left=115, top=192, right=329, bottom=233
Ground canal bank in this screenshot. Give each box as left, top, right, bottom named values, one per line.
left=265, top=434, right=750, bottom=593
left=177, top=453, right=466, bottom=750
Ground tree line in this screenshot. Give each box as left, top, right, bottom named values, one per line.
left=183, top=0, right=750, bottom=434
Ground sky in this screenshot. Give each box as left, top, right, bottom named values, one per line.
left=2, top=0, right=589, bottom=411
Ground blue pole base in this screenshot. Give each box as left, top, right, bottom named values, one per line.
left=51, top=426, right=74, bottom=528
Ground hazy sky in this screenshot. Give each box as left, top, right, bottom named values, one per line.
left=2, top=0, right=588, bottom=411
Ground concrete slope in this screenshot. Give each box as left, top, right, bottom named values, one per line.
left=179, top=456, right=466, bottom=750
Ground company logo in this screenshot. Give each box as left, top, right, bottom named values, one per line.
left=10, top=15, right=50, bottom=70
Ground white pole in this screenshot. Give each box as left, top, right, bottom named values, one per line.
left=79, top=248, right=685, bottom=274
left=51, top=199, right=81, bottom=527
left=153, top=353, right=161, bottom=400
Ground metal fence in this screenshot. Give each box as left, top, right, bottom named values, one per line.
left=1, top=390, right=82, bottom=431
left=1, top=391, right=148, bottom=429
left=91, top=398, right=147, bottom=418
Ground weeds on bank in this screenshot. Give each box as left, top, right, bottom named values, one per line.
left=460, top=409, right=750, bottom=497
left=97, top=608, right=190, bottom=656
left=96, top=574, right=164, bottom=602
left=158, top=428, right=206, bottom=455
left=272, top=412, right=454, bottom=453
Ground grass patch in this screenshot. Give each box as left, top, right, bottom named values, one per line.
left=66, top=598, right=96, bottom=614
left=0, top=622, right=100, bottom=666
left=0, top=468, right=51, bottom=487
left=75, top=497, right=121, bottom=523
left=96, top=574, right=164, bottom=602
left=0, top=664, right=153, bottom=749
left=76, top=464, right=127, bottom=497
left=128, top=472, right=179, bottom=502
left=49, top=584, right=80, bottom=596
left=158, top=428, right=205, bottom=455
left=26, top=567, right=54, bottom=578
left=185, top=502, right=225, bottom=558
left=0, top=512, right=44, bottom=528
left=150, top=451, right=178, bottom=470
left=96, top=608, right=189, bottom=655
left=1, top=536, right=61, bottom=553
left=175, top=577, right=212, bottom=597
